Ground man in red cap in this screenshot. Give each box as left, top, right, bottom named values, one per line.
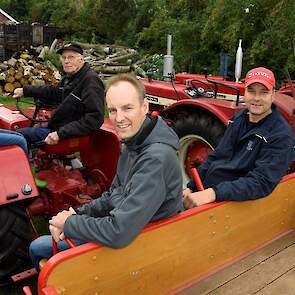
left=183, top=67, right=294, bottom=208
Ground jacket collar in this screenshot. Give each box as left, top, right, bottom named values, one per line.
left=122, top=116, right=158, bottom=151
left=236, top=105, right=280, bottom=141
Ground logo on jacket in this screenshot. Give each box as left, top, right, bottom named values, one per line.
left=246, top=140, right=254, bottom=151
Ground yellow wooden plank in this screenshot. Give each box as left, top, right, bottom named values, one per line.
left=42, top=177, right=295, bottom=294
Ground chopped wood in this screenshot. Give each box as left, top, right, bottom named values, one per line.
left=23, top=65, right=34, bottom=76
left=7, top=57, right=17, bottom=67
left=0, top=42, right=147, bottom=95
left=93, top=65, right=131, bottom=74
left=38, top=46, right=49, bottom=60
left=20, top=53, right=31, bottom=60
left=13, top=81, right=21, bottom=89
left=7, top=68, right=16, bottom=76
left=20, top=77, right=29, bottom=86
left=14, top=70, right=23, bottom=81
left=4, top=82, right=15, bottom=93
left=31, top=79, right=45, bottom=86
left=5, top=75, right=15, bottom=83
left=0, top=73, right=6, bottom=81
left=49, top=38, right=58, bottom=53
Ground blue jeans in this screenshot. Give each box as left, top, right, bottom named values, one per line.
left=29, top=235, right=85, bottom=270
left=17, top=127, right=51, bottom=147
left=0, top=129, right=28, bottom=154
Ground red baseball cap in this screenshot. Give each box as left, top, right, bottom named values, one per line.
left=245, top=67, right=275, bottom=90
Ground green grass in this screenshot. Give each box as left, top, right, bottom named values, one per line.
left=0, top=97, right=34, bottom=109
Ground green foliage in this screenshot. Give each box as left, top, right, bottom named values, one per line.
left=140, top=54, right=164, bottom=80
left=0, top=0, right=295, bottom=81
left=44, top=50, right=62, bottom=71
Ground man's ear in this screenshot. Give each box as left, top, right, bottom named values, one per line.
left=143, top=99, right=149, bottom=114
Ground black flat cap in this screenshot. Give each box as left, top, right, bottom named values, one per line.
left=57, top=43, right=83, bottom=55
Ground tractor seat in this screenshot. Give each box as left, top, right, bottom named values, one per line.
left=42, top=136, right=90, bottom=156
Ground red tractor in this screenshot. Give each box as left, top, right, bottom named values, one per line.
left=141, top=35, right=295, bottom=183
left=141, top=74, right=295, bottom=184
left=0, top=36, right=295, bottom=289
left=0, top=99, right=121, bottom=285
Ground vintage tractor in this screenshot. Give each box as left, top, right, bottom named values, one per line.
left=141, top=36, right=295, bottom=183
left=1, top=35, right=295, bottom=290
left=19, top=70, right=295, bottom=293
left=0, top=99, right=121, bottom=285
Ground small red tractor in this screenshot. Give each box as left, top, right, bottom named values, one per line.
left=141, top=35, right=295, bottom=183
left=0, top=100, right=121, bottom=285
left=141, top=73, right=295, bottom=184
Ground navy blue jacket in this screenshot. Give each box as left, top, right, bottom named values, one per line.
left=187, top=105, right=294, bottom=201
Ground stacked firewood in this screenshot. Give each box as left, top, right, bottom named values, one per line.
left=75, top=42, right=142, bottom=80
left=0, top=51, right=61, bottom=95
left=0, top=42, right=153, bottom=95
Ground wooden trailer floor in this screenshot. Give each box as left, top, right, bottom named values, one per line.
left=178, top=231, right=295, bottom=295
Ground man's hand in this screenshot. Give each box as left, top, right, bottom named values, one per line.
left=45, top=131, right=60, bottom=145
left=13, top=88, right=24, bottom=98
left=183, top=188, right=216, bottom=209
left=49, top=225, right=64, bottom=243
left=49, top=207, right=76, bottom=231
left=183, top=187, right=192, bottom=198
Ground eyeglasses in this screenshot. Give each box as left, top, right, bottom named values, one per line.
left=60, top=55, right=79, bottom=62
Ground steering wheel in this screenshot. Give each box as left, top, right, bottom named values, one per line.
left=190, top=80, right=215, bottom=98
left=15, top=97, right=51, bottom=126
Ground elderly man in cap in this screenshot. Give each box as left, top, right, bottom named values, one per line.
left=13, top=43, right=104, bottom=147
left=183, top=67, right=294, bottom=208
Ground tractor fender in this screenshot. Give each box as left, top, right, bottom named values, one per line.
left=160, top=99, right=234, bottom=126
left=80, top=118, right=121, bottom=188
left=0, top=145, right=38, bottom=206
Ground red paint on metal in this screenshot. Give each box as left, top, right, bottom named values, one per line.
left=23, top=286, right=33, bottom=295
left=40, top=286, right=59, bottom=295
left=185, top=141, right=212, bottom=175
left=65, top=238, right=75, bottom=248
left=11, top=268, right=37, bottom=283
left=191, top=168, right=204, bottom=191
left=0, top=146, right=38, bottom=206
left=52, top=238, right=57, bottom=255
left=42, top=136, right=90, bottom=156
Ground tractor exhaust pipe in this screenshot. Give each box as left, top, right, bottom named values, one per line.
left=163, top=34, right=174, bottom=81
left=235, top=39, right=243, bottom=83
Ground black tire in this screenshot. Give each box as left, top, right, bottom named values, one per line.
left=168, top=111, right=226, bottom=184
left=0, top=202, right=33, bottom=286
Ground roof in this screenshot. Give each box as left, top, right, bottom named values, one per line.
left=0, top=8, right=19, bottom=24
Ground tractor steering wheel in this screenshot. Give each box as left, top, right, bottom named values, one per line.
left=15, top=97, right=51, bottom=126
left=190, top=80, right=215, bottom=98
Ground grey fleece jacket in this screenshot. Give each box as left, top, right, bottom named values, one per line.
left=64, top=116, right=183, bottom=248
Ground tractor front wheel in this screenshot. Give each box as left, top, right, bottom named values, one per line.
left=0, top=202, right=33, bottom=286
left=169, top=111, right=225, bottom=185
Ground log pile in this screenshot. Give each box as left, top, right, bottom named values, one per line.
left=0, top=42, right=155, bottom=95
left=76, top=42, right=141, bottom=80
left=0, top=51, right=61, bottom=95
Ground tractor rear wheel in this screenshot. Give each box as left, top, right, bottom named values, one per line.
left=0, top=202, right=33, bottom=286
left=169, top=111, right=226, bottom=185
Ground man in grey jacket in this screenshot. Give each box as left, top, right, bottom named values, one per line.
left=29, top=73, right=183, bottom=270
